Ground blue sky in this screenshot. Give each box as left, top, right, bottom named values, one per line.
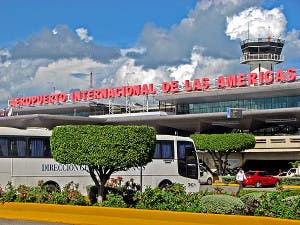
left=0, top=0, right=299, bottom=108
left=0, top=0, right=198, bottom=47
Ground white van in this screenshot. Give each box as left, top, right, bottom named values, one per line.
left=286, top=167, right=300, bottom=177
left=199, top=164, right=213, bottom=185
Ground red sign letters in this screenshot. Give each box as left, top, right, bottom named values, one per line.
left=9, top=68, right=297, bottom=107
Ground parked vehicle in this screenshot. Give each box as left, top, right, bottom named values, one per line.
left=199, top=164, right=213, bottom=185
left=286, top=167, right=300, bottom=177
left=278, top=168, right=300, bottom=177
left=242, top=170, right=281, bottom=188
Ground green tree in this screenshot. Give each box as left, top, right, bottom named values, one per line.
left=50, top=125, right=156, bottom=203
left=190, top=133, right=255, bottom=175
left=289, top=161, right=300, bottom=168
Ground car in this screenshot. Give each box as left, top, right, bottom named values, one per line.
left=286, top=168, right=300, bottom=177
left=242, top=170, right=281, bottom=188
left=199, top=164, right=213, bottom=185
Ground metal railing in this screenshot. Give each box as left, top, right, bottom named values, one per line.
left=240, top=53, right=284, bottom=63
left=241, top=38, right=285, bottom=45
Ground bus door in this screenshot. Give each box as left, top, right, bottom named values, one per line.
left=177, top=141, right=200, bottom=192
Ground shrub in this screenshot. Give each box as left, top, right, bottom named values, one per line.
left=15, top=184, right=50, bottom=203
left=221, top=176, right=236, bottom=184
left=280, top=189, right=300, bottom=197
left=183, top=191, right=213, bottom=213
left=254, top=192, right=300, bottom=219
left=239, top=192, right=266, bottom=215
left=278, top=177, right=300, bottom=186
left=0, top=181, right=16, bottom=203
left=282, top=195, right=300, bottom=219
left=87, top=178, right=140, bottom=206
left=101, top=193, right=127, bottom=208
left=52, top=181, right=86, bottom=205
left=134, top=184, right=191, bottom=211
left=283, top=195, right=300, bottom=206
left=199, top=195, right=246, bottom=215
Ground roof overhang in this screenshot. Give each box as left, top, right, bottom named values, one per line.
left=1, top=107, right=300, bottom=134
left=99, top=107, right=300, bottom=133
left=0, top=114, right=107, bottom=129
left=10, top=102, right=91, bottom=115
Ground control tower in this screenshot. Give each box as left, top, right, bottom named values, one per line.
left=240, top=36, right=284, bottom=73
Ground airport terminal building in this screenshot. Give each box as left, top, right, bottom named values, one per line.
left=2, top=37, right=300, bottom=173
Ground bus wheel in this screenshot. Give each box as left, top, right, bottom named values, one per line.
left=158, top=180, right=172, bottom=189
left=43, top=181, right=60, bottom=193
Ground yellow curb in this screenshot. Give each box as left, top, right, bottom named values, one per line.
left=283, top=185, right=300, bottom=189
left=0, top=202, right=299, bottom=225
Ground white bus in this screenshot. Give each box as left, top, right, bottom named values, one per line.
left=0, top=127, right=200, bottom=194
left=114, top=134, right=200, bottom=192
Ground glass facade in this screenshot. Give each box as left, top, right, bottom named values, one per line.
left=176, top=95, right=300, bottom=114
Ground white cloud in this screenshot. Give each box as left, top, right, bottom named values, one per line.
left=226, top=7, right=287, bottom=40
left=76, top=27, right=93, bottom=43
left=0, top=58, right=51, bottom=101
left=284, top=29, right=300, bottom=58
left=0, top=45, right=242, bottom=108
left=52, top=29, right=58, bottom=35
left=33, top=58, right=104, bottom=93
left=225, top=6, right=300, bottom=60
left=11, top=25, right=120, bottom=63
left=135, top=0, right=258, bottom=68
left=120, top=47, right=146, bottom=57
left=0, top=49, right=11, bottom=58
left=107, top=45, right=242, bottom=91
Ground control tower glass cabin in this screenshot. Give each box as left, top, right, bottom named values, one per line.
left=240, top=37, right=284, bottom=73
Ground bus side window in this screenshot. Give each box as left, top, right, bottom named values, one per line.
left=0, top=138, right=9, bottom=157
left=10, top=139, right=17, bottom=156
left=153, top=141, right=174, bottom=159
left=10, top=138, right=26, bottom=157
left=177, top=141, right=194, bottom=160
left=29, top=138, right=45, bottom=157
left=44, top=138, right=51, bottom=157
